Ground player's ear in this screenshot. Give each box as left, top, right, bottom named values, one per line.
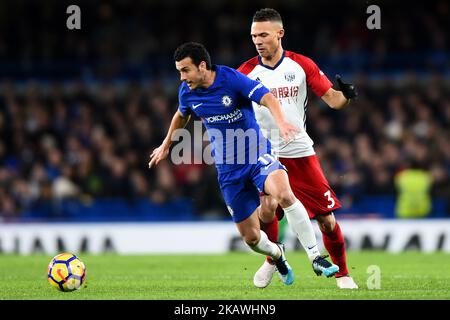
left=199, top=61, right=207, bottom=72
left=278, top=28, right=285, bottom=39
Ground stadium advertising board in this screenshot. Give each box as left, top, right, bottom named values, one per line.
left=0, top=220, right=449, bottom=254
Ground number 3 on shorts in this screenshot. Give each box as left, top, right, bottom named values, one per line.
left=324, top=190, right=335, bottom=209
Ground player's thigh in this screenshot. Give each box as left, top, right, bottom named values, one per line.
left=252, top=153, right=287, bottom=197
left=263, top=169, right=295, bottom=204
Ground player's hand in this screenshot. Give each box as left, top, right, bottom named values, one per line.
left=148, top=144, right=170, bottom=169
left=279, top=121, right=300, bottom=143
left=335, top=75, right=358, bottom=100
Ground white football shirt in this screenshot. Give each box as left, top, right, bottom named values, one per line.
left=238, top=51, right=333, bottom=158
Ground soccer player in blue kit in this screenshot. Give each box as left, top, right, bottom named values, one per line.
left=149, top=42, right=338, bottom=285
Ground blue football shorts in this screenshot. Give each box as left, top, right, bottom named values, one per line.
left=217, top=153, right=287, bottom=223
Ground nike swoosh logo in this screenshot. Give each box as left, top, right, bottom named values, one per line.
left=307, top=245, right=317, bottom=250
left=263, top=161, right=276, bottom=170
left=192, top=103, right=203, bottom=109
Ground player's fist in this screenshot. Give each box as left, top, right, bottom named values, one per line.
left=335, top=75, right=358, bottom=100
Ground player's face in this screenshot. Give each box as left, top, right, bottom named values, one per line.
left=175, top=57, right=207, bottom=90
left=250, top=21, right=284, bottom=60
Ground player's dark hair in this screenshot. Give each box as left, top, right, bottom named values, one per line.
left=253, top=8, right=283, bottom=24
left=173, top=42, right=212, bottom=70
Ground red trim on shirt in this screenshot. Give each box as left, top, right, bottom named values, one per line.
left=237, top=56, right=259, bottom=75
left=285, top=51, right=332, bottom=97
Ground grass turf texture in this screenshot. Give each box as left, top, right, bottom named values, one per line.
left=1, top=251, right=449, bottom=299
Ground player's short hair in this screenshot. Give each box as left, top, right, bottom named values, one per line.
left=252, top=8, right=283, bottom=25
left=173, top=42, right=212, bottom=70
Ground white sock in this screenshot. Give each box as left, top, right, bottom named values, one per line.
left=283, top=199, right=320, bottom=261
left=248, top=230, right=281, bottom=260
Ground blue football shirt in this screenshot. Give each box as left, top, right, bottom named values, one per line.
left=178, top=65, right=272, bottom=173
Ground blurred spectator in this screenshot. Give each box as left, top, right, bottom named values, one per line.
left=52, top=164, right=79, bottom=199
left=395, top=159, right=433, bottom=218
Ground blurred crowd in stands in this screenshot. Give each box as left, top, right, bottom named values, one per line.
left=1, top=1, right=449, bottom=79
left=1, top=75, right=449, bottom=218
left=0, top=0, right=449, bottom=219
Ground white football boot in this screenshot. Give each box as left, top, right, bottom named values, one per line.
left=253, top=260, right=276, bottom=288
left=336, top=276, right=359, bottom=289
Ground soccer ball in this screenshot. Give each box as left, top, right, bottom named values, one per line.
left=47, top=253, right=86, bottom=292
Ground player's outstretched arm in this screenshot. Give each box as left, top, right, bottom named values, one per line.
left=260, top=92, right=300, bottom=143
left=321, top=75, right=358, bottom=110
left=148, top=111, right=190, bottom=168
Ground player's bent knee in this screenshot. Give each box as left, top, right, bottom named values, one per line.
left=318, top=215, right=336, bottom=234
left=275, top=190, right=296, bottom=208
left=260, top=205, right=277, bottom=222
left=243, top=229, right=260, bottom=247
left=268, top=200, right=278, bottom=213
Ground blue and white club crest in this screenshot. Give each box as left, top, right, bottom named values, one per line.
left=221, top=95, right=233, bottom=107
left=284, top=71, right=295, bottom=82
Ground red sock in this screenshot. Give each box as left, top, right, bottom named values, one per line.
left=261, top=215, right=279, bottom=264
left=322, top=222, right=349, bottom=277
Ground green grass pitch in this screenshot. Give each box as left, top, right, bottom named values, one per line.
left=1, top=251, right=449, bottom=299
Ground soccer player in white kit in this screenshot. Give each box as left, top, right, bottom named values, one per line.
left=238, top=8, right=358, bottom=289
